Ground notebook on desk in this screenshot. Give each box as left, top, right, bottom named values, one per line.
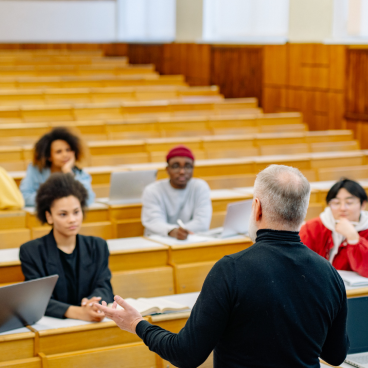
left=344, top=296, right=368, bottom=368
left=201, top=199, right=252, bottom=238
left=98, top=170, right=157, bottom=205
left=0, top=275, right=58, bottom=333
left=338, top=270, right=368, bottom=287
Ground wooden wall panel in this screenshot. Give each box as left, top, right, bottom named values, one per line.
left=127, top=44, right=165, bottom=74
left=211, top=46, right=263, bottom=103
left=345, top=49, right=368, bottom=121
left=161, top=43, right=211, bottom=86
left=263, top=44, right=347, bottom=132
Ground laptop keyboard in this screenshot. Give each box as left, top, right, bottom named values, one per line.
left=349, top=354, right=368, bottom=364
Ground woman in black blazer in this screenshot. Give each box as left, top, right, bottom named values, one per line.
left=20, top=173, right=114, bottom=321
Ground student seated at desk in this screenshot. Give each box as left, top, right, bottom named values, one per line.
left=300, top=179, right=368, bottom=277
left=20, top=127, right=95, bottom=207
left=142, top=145, right=212, bottom=240
left=19, top=173, right=114, bottom=321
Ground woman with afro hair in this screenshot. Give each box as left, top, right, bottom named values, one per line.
left=20, top=173, right=113, bottom=320
left=20, top=127, right=95, bottom=206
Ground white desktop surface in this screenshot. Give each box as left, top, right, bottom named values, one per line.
left=233, top=186, right=254, bottom=195
left=148, top=292, right=199, bottom=310
left=30, top=292, right=200, bottom=331
left=0, top=327, right=31, bottom=335
left=320, top=363, right=351, bottom=368
left=107, top=237, right=166, bottom=251
left=210, top=189, right=249, bottom=199
left=148, top=234, right=213, bottom=246
left=0, top=248, right=19, bottom=262
left=30, top=316, right=110, bottom=331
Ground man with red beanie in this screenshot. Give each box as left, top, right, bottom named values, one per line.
left=141, top=145, right=212, bottom=240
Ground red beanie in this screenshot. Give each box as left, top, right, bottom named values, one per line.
left=166, top=145, right=195, bottom=162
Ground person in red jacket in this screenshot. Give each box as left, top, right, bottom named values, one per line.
left=300, top=179, right=368, bottom=276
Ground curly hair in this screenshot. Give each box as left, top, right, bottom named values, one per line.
left=36, top=173, right=88, bottom=224
left=33, top=127, right=84, bottom=171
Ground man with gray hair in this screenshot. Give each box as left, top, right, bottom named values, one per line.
left=96, top=165, right=349, bottom=368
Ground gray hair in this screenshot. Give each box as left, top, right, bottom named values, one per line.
left=254, top=165, right=311, bottom=230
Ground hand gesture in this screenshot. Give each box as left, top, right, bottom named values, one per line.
left=335, top=218, right=359, bottom=243
left=61, top=152, right=76, bottom=174
left=65, top=302, right=105, bottom=322
left=81, top=296, right=102, bottom=312
left=169, top=227, right=189, bottom=240
left=95, top=295, right=144, bottom=334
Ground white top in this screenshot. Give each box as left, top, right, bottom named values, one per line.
left=141, top=178, right=212, bottom=236
left=0, top=248, right=19, bottom=263
left=0, top=327, right=31, bottom=335
left=107, top=237, right=166, bottom=251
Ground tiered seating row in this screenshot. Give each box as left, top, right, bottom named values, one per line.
left=0, top=98, right=258, bottom=123
left=0, top=74, right=187, bottom=89
left=0, top=129, right=356, bottom=170
left=0, top=64, right=155, bottom=77
left=0, top=112, right=305, bottom=145
left=0, top=86, right=221, bottom=106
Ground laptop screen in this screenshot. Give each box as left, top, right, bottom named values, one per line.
left=347, top=296, right=368, bottom=354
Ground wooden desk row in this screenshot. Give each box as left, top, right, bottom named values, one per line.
left=0, top=293, right=206, bottom=368
left=0, top=129, right=355, bottom=172
left=0, top=125, right=348, bottom=162
left=0, top=64, right=155, bottom=77
left=0, top=282, right=364, bottom=368
left=0, top=74, right=187, bottom=89
left=0, top=112, right=304, bottom=147
left=0, top=235, right=253, bottom=298
left=0, top=98, right=258, bottom=123
left=0, top=189, right=252, bottom=248
left=0, top=85, right=221, bottom=107
left=78, top=149, right=367, bottom=188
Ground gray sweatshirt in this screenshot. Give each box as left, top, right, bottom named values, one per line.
left=141, top=178, right=212, bottom=236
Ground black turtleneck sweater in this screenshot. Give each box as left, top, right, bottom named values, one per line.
left=136, top=229, right=349, bottom=368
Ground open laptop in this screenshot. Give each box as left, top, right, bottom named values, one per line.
left=345, top=296, right=368, bottom=368
left=0, top=275, right=58, bottom=333
left=202, top=199, right=253, bottom=238
left=99, top=170, right=157, bottom=205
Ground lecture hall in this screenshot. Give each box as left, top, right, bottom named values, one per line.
left=0, top=1, right=367, bottom=367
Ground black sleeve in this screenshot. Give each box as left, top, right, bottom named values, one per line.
left=320, top=289, right=350, bottom=366
left=86, top=241, right=114, bottom=303
left=136, top=257, right=236, bottom=368
left=19, top=244, right=71, bottom=319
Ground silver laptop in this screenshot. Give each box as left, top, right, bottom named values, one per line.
left=345, top=296, right=368, bottom=368
left=0, top=275, right=58, bottom=333
left=203, top=199, right=253, bottom=238
left=100, top=170, right=157, bottom=205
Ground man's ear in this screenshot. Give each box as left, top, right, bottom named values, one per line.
left=253, top=197, right=262, bottom=222
left=45, top=211, right=53, bottom=225
left=362, top=201, right=367, bottom=211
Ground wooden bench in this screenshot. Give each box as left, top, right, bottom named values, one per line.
left=0, top=98, right=258, bottom=123
left=0, top=86, right=221, bottom=106
left=0, top=65, right=155, bottom=78
left=0, top=75, right=187, bottom=89
left=0, top=112, right=306, bottom=146
left=0, top=328, right=36, bottom=364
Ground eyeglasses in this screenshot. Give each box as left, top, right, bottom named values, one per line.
left=168, top=164, right=194, bottom=172
left=329, top=199, right=360, bottom=209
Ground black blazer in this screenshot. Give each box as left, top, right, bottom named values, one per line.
left=19, top=231, right=114, bottom=319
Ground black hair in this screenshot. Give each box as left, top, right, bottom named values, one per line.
left=33, top=127, right=83, bottom=171
left=36, top=173, right=88, bottom=224
left=326, top=178, right=368, bottom=205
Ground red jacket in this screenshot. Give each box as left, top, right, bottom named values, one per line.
left=300, top=217, right=368, bottom=277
